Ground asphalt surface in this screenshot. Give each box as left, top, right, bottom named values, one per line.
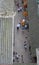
left=13, top=5, right=31, bottom=63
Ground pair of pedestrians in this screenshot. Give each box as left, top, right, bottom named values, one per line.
left=14, top=52, right=24, bottom=63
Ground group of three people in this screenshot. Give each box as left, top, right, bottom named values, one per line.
left=17, top=19, right=29, bottom=30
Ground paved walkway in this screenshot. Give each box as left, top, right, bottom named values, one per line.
left=13, top=11, right=31, bottom=63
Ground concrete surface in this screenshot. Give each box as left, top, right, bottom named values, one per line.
left=13, top=8, right=31, bottom=63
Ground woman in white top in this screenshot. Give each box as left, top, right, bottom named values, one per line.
left=17, top=23, right=20, bottom=30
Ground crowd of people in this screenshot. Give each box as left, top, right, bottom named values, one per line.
left=15, top=0, right=29, bottom=31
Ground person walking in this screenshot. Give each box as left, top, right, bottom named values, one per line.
left=16, top=23, right=20, bottom=30
left=21, top=55, right=24, bottom=63
left=15, top=52, right=19, bottom=62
